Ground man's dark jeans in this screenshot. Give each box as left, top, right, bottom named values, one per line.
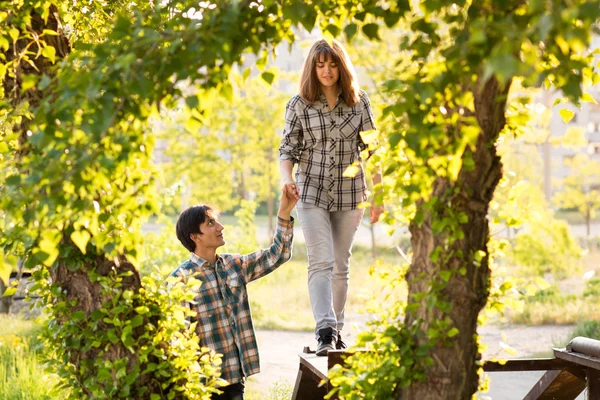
left=211, top=382, right=245, bottom=400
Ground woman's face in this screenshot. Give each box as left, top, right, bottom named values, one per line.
left=315, top=55, right=339, bottom=88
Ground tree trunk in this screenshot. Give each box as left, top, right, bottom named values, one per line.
left=586, top=209, right=591, bottom=238
left=49, top=254, right=160, bottom=394
left=0, top=278, right=12, bottom=314
left=4, top=7, right=163, bottom=396
left=401, top=76, right=509, bottom=399
left=370, top=222, right=377, bottom=259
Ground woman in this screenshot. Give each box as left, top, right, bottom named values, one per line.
left=279, top=39, right=382, bottom=356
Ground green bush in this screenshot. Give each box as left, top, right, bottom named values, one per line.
left=583, top=278, right=600, bottom=298
left=33, top=265, right=224, bottom=399
left=568, top=321, right=600, bottom=341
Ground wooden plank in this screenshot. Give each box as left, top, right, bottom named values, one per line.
left=554, top=348, right=600, bottom=371
left=587, top=367, right=600, bottom=399
left=291, top=368, right=303, bottom=400
left=483, top=358, right=574, bottom=372
left=292, top=358, right=329, bottom=400
left=299, top=353, right=328, bottom=381
left=523, top=369, right=585, bottom=400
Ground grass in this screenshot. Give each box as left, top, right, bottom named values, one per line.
left=0, top=314, right=294, bottom=400
left=0, top=316, right=66, bottom=400
left=248, top=244, right=403, bottom=331
left=244, top=378, right=294, bottom=400
left=506, top=276, right=600, bottom=325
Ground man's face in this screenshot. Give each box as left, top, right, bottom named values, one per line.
left=191, top=212, right=225, bottom=251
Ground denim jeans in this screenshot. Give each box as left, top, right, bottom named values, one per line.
left=296, top=202, right=364, bottom=338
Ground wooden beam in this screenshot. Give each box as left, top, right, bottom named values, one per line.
left=554, top=348, right=600, bottom=371
left=291, top=359, right=329, bottom=400
left=587, top=367, right=600, bottom=399
left=523, top=369, right=585, bottom=400
left=483, top=358, right=574, bottom=372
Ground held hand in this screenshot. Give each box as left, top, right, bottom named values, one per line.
left=282, top=180, right=300, bottom=200
left=279, top=183, right=299, bottom=217
left=370, top=204, right=384, bottom=224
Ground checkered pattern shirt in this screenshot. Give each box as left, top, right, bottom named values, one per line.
left=169, top=217, right=294, bottom=384
left=279, top=89, right=376, bottom=211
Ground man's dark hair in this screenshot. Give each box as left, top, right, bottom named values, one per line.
left=176, top=204, right=214, bottom=252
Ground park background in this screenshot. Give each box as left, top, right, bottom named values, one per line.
left=3, top=2, right=600, bottom=399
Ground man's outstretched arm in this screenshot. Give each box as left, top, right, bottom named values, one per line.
left=235, top=187, right=298, bottom=283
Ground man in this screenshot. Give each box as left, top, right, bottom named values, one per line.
left=170, top=188, right=298, bottom=400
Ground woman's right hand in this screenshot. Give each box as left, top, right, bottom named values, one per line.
left=282, top=180, right=300, bottom=201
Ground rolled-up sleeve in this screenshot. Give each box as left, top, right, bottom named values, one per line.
left=279, top=100, right=303, bottom=164
left=358, top=91, right=377, bottom=153
left=237, top=216, right=294, bottom=284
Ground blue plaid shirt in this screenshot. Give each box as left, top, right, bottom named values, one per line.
left=169, top=216, right=294, bottom=384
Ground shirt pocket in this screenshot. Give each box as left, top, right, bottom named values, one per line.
left=226, top=273, right=245, bottom=303
left=338, top=111, right=362, bottom=139
left=302, top=108, right=325, bottom=144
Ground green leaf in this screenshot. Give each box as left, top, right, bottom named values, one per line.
left=261, top=71, right=275, bottom=85
left=0, top=250, right=9, bottom=286
left=581, top=93, right=597, bottom=104
left=389, top=132, right=402, bottom=148
left=383, top=12, right=401, bottom=28
left=559, top=108, right=575, bottom=123
left=220, top=83, right=233, bottom=102
left=21, top=75, right=37, bottom=91
left=344, top=24, right=358, bottom=41
left=0, top=35, right=8, bottom=51
left=9, top=28, right=19, bottom=42
left=300, top=8, right=317, bottom=32
left=0, top=141, right=8, bottom=153
left=135, top=306, right=149, bottom=314
left=324, top=24, right=340, bottom=37
left=362, top=24, right=380, bottom=40
left=440, top=270, right=452, bottom=282
left=243, top=68, right=251, bottom=81
left=2, top=287, right=16, bottom=297
left=131, top=314, right=144, bottom=328
left=71, top=230, right=91, bottom=254
left=72, top=310, right=85, bottom=321
left=447, top=327, right=459, bottom=338
left=185, top=95, right=199, bottom=110
left=42, top=45, right=56, bottom=63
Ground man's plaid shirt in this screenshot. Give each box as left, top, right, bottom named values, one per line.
left=279, top=89, right=376, bottom=211
left=169, top=217, right=294, bottom=384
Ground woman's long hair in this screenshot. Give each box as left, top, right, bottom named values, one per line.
left=299, top=39, right=360, bottom=107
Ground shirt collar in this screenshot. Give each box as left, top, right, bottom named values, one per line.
left=190, top=253, right=221, bottom=268
left=318, top=87, right=343, bottom=109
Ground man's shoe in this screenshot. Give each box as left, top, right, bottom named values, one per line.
left=336, top=332, right=347, bottom=350
left=316, top=327, right=336, bottom=356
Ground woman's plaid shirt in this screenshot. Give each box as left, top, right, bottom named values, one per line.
left=169, top=217, right=294, bottom=384
left=279, top=90, right=376, bottom=211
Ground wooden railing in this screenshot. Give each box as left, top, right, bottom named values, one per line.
left=293, top=337, right=600, bottom=400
